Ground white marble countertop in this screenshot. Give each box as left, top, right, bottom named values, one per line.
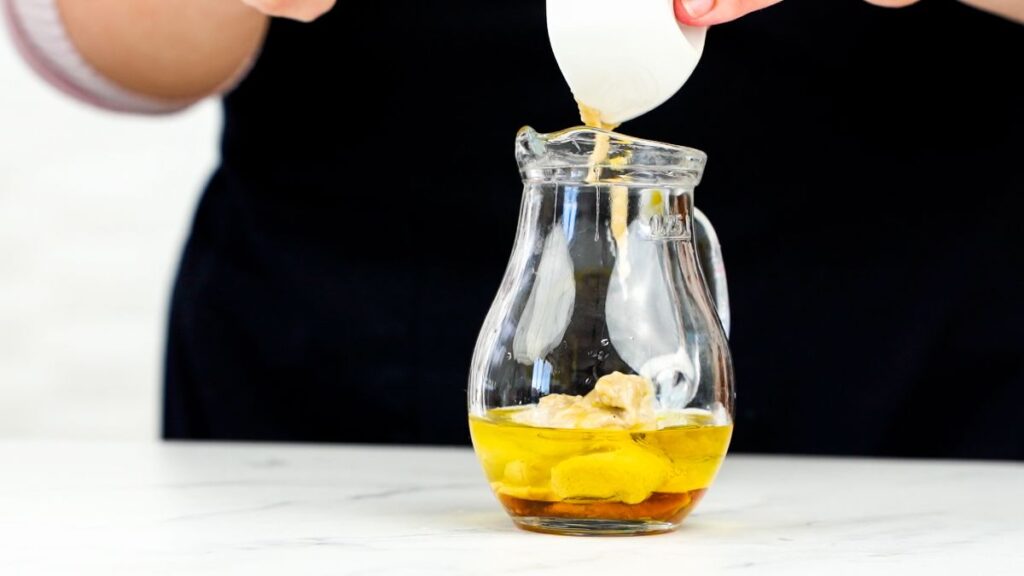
left=1, top=441, right=1021, bottom=575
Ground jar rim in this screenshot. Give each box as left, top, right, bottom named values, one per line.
left=516, top=125, right=708, bottom=177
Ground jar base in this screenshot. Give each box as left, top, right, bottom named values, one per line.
left=512, top=516, right=678, bottom=536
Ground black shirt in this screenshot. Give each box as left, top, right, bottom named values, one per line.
left=163, top=0, right=1024, bottom=459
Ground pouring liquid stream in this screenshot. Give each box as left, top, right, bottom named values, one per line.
left=578, top=101, right=629, bottom=268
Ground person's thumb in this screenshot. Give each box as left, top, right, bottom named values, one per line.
left=674, top=0, right=783, bottom=26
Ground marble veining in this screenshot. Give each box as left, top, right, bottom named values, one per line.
left=0, top=441, right=1021, bottom=575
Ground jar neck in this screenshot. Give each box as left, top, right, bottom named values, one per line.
left=519, top=182, right=697, bottom=250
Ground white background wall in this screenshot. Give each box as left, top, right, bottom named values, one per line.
left=0, top=24, right=220, bottom=439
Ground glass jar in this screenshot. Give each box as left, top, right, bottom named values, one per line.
left=468, top=126, right=735, bottom=536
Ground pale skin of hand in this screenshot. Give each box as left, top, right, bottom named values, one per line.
left=675, top=0, right=1024, bottom=26
left=56, top=0, right=335, bottom=101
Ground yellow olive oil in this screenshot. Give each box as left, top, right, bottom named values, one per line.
left=469, top=407, right=732, bottom=525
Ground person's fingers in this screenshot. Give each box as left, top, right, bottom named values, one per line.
left=863, top=0, right=922, bottom=7
left=674, top=0, right=783, bottom=26
left=242, top=0, right=336, bottom=23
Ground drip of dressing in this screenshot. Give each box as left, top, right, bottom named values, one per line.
left=578, top=101, right=619, bottom=132
left=579, top=102, right=630, bottom=279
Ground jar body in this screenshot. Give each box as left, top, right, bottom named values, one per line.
left=468, top=128, right=734, bottom=535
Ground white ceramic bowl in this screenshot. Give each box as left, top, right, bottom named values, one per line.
left=547, top=0, right=707, bottom=126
